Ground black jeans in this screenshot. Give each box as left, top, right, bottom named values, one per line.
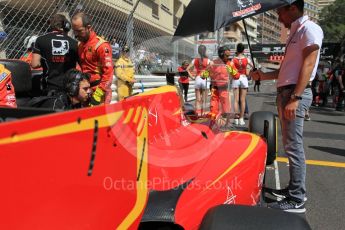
left=179, top=82, right=189, bottom=102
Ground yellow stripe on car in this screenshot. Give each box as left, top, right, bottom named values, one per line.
left=0, top=112, right=123, bottom=145
left=117, top=108, right=149, bottom=229
left=205, top=133, right=260, bottom=189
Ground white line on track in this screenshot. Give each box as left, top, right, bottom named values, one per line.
left=274, top=160, right=281, bottom=190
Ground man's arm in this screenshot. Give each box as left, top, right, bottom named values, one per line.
left=97, top=43, right=114, bottom=92
left=284, top=44, right=320, bottom=120
left=31, top=37, right=42, bottom=69
left=249, top=69, right=279, bottom=81
left=31, top=53, right=41, bottom=69
left=293, top=44, right=320, bottom=96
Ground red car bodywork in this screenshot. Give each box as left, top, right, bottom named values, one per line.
left=0, top=86, right=267, bottom=230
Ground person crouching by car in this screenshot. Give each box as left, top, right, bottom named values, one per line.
left=29, top=69, right=91, bottom=110
left=0, top=63, right=17, bottom=108
left=178, top=60, right=192, bottom=102
left=208, top=46, right=240, bottom=128
left=115, top=45, right=136, bottom=101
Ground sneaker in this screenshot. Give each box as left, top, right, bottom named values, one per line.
left=304, top=114, right=311, bottom=121
left=268, top=198, right=306, bottom=213
left=239, top=118, right=245, bottom=126
left=233, top=119, right=239, bottom=125
left=270, top=187, right=308, bottom=202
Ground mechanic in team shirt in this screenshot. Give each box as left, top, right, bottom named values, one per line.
left=32, top=14, right=78, bottom=96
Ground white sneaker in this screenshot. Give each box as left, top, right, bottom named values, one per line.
left=239, top=118, right=245, bottom=126
left=233, top=119, right=239, bottom=125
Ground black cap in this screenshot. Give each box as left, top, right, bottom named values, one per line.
left=218, top=46, right=230, bottom=58
left=122, top=45, right=130, bottom=53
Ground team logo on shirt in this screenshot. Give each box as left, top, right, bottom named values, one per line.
left=51, top=39, right=70, bottom=55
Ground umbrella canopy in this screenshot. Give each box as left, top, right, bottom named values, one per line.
left=174, top=0, right=296, bottom=39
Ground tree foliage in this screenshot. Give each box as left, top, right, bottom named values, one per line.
left=318, top=0, right=345, bottom=42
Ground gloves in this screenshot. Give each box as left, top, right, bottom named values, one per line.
left=90, top=87, right=105, bottom=106
left=201, top=70, right=209, bottom=79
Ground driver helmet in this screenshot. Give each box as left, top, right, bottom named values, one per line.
left=24, top=35, right=38, bottom=50
left=0, top=31, right=7, bottom=41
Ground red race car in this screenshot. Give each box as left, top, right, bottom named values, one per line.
left=0, top=60, right=310, bottom=230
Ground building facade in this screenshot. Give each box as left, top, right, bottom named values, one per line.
left=0, top=0, right=193, bottom=59
left=257, top=11, right=281, bottom=44
left=317, top=0, right=336, bottom=9
left=305, top=0, right=320, bottom=22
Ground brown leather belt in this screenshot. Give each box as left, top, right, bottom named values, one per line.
left=277, top=83, right=311, bottom=93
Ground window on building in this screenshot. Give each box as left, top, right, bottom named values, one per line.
left=123, top=0, right=133, bottom=5
left=152, top=0, right=159, bottom=19
left=161, top=0, right=170, bottom=12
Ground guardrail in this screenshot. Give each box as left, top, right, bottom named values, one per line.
left=111, top=75, right=197, bottom=103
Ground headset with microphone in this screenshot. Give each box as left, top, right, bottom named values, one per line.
left=49, top=14, right=71, bottom=33
left=65, top=71, right=83, bottom=97
left=63, top=19, right=71, bottom=33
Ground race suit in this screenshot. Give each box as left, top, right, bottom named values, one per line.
left=115, top=56, right=135, bottom=101
left=19, top=51, right=43, bottom=71
left=78, top=31, right=113, bottom=104
left=209, top=58, right=239, bottom=118
left=20, top=51, right=33, bottom=65
left=0, top=64, right=17, bottom=108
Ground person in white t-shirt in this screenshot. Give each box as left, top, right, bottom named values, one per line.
left=250, top=0, right=323, bottom=213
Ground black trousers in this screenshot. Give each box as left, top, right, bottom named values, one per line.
left=179, top=82, right=189, bottom=102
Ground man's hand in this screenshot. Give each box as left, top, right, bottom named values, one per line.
left=90, top=87, right=105, bottom=106
left=284, top=100, right=299, bottom=120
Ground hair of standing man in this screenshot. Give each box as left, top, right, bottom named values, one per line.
left=72, top=12, right=92, bottom=27
left=49, top=14, right=68, bottom=31
left=290, top=0, right=304, bottom=12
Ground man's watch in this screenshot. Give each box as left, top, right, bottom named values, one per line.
left=291, top=93, right=302, bottom=100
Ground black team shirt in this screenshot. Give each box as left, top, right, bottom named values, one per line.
left=33, top=31, right=78, bottom=91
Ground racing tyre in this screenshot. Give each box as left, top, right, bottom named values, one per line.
left=249, top=111, right=277, bottom=165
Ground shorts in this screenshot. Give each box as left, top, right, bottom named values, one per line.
left=195, top=76, right=208, bottom=90
left=232, top=75, right=248, bottom=89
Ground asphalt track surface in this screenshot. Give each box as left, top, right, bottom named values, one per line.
left=245, top=81, right=345, bottom=230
